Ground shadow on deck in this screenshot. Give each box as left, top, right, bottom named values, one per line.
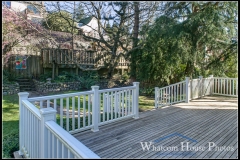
left=73, top=96, right=238, bottom=158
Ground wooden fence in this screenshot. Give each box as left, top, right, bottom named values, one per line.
left=42, top=49, right=129, bottom=68
left=4, top=47, right=129, bottom=79
left=4, top=53, right=43, bottom=78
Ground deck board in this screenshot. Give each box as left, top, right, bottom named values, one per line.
left=73, top=96, right=238, bottom=158
left=139, top=110, right=236, bottom=159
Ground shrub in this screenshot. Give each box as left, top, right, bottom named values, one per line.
left=77, top=71, right=99, bottom=89
left=2, top=131, right=19, bottom=158
left=121, top=71, right=130, bottom=81
left=39, top=72, right=52, bottom=82
left=3, top=70, right=19, bottom=84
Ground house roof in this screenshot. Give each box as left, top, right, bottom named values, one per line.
left=78, top=16, right=94, bottom=25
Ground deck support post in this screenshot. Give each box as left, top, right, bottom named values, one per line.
left=133, top=82, right=140, bottom=119
left=91, top=86, right=99, bottom=132
left=56, top=64, right=58, bottom=77
left=52, top=61, right=55, bottom=80
left=199, top=76, right=203, bottom=98
left=185, top=77, right=190, bottom=103
left=155, top=87, right=159, bottom=108
left=18, top=92, right=29, bottom=156
left=209, top=75, right=214, bottom=95
left=40, top=108, right=56, bottom=158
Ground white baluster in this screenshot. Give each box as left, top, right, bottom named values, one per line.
left=66, top=98, right=69, bottom=131
left=83, top=95, right=86, bottom=128
left=133, top=82, right=139, bottom=119
left=91, top=86, right=99, bottom=132
left=72, top=97, right=75, bottom=131
left=78, top=96, right=80, bottom=129
left=60, top=98, right=63, bottom=127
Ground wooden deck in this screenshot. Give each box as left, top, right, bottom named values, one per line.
left=73, top=96, right=238, bottom=158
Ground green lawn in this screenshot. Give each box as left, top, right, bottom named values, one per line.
left=2, top=91, right=155, bottom=158
left=2, top=94, right=20, bottom=158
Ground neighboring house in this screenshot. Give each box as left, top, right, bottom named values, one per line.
left=77, top=16, right=109, bottom=41
left=2, top=1, right=45, bottom=23
left=77, top=16, right=99, bottom=38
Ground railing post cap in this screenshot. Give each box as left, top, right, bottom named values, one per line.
left=18, top=92, right=29, bottom=96
left=209, top=75, right=213, bottom=77
left=40, top=107, right=57, bottom=115
left=133, top=82, right=140, bottom=85
left=185, top=77, right=190, bottom=80
left=91, top=86, right=99, bottom=89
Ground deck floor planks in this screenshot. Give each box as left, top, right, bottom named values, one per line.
left=120, top=109, right=234, bottom=159
left=140, top=109, right=236, bottom=159
left=180, top=111, right=237, bottom=159
left=193, top=115, right=237, bottom=158
left=97, top=108, right=208, bottom=157
left=185, top=120, right=237, bottom=159
left=228, top=141, right=238, bottom=158
left=75, top=106, right=195, bottom=150
left=85, top=109, right=196, bottom=156
left=209, top=128, right=237, bottom=158
left=73, top=96, right=237, bottom=158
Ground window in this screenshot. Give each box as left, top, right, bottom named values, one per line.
left=31, top=17, right=42, bottom=24
left=2, top=1, right=11, bottom=8
left=27, top=5, right=40, bottom=15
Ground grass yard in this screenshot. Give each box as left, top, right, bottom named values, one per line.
left=2, top=94, right=20, bottom=158
left=2, top=91, right=155, bottom=158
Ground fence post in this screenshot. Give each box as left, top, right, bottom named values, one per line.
left=199, top=76, right=203, bottom=98
left=18, top=92, right=29, bottom=156
left=133, top=82, right=140, bottom=119
left=209, top=75, right=214, bottom=95
left=40, top=108, right=56, bottom=158
left=155, top=87, right=159, bottom=108
left=185, top=77, right=190, bottom=103
left=91, top=86, right=99, bottom=132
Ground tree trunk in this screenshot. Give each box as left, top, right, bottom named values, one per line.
left=107, top=51, right=117, bottom=79
left=130, top=2, right=140, bottom=82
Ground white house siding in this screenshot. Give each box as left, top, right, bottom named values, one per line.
left=11, top=1, right=27, bottom=12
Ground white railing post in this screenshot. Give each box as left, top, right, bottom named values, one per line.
left=209, top=75, right=214, bottom=95
left=185, top=77, right=190, bottom=103
left=18, top=92, right=29, bottom=156
left=199, top=76, right=203, bottom=98
left=40, top=108, right=57, bottom=158
left=133, top=82, right=140, bottom=119
left=91, top=86, right=99, bottom=132
left=155, top=87, right=159, bottom=108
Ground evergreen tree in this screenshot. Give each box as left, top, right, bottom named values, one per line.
left=137, top=2, right=238, bottom=87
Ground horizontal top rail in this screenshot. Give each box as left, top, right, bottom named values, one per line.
left=22, top=100, right=41, bottom=119
left=213, top=77, right=238, bottom=80
left=28, top=91, right=94, bottom=101
left=45, top=121, right=100, bottom=159
left=190, top=79, right=199, bottom=81
left=98, top=86, right=136, bottom=93
left=157, top=81, right=185, bottom=90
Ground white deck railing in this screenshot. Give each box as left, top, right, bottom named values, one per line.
left=98, top=84, right=139, bottom=127
left=155, top=80, right=187, bottom=108
left=155, top=75, right=237, bottom=108
left=28, top=91, right=94, bottom=133
left=18, top=82, right=139, bottom=158
left=18, top=92, right=100, bottom=158
left=213, top=77, right=238, bottom=97
left=189, top=76, right=213, bottom=100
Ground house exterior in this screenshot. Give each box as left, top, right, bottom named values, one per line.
left=2, top=1, right=45, bottom=23
left=77, top=16, right=99, bottom=38
left=77, top=16, right=110, bottom=41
